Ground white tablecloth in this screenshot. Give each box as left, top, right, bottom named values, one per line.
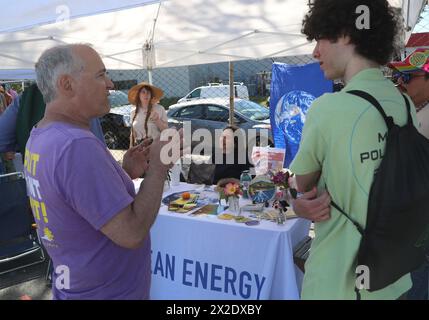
left=134, top=181, right=311, bottom=300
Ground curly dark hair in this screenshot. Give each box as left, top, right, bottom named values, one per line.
left=302, top=0, right=401, bottom=65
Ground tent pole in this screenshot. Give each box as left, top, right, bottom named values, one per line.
left=148, top=68, right=153, bottom=84
left=406, top=0, right=411, bottom=31
left=229, top=61, right=234, bottom=125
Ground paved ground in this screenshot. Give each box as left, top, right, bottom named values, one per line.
left=0, top=259, right=52, bottom=300
left=0, top=278, right=52, bottom=300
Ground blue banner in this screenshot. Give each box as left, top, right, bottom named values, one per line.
left=270, top=62, right=332, bottom=167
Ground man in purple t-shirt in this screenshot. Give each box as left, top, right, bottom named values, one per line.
left=24, top=44, right=181, bottom=299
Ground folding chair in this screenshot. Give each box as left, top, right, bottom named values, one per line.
left=293, top=235, right=312, bottom=273
left=0, top=172, right=46, bottom=276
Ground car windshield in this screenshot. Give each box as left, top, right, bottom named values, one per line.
left=108, top=91, right=129, bottom=108
left=234, top=100, right=269, bottom=121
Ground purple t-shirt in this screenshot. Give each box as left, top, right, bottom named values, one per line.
left=24, top=122, right=151, bottom=300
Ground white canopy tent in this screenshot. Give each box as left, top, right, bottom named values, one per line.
left=0, top=0, right=426, bottom=80
left=0, top=0, right=159, bottom=33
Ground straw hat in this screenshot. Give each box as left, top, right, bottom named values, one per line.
left=128, top=82, right=164, bottom=105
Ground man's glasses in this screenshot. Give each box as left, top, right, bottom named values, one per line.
left=392, top=72, right=427, bottom=84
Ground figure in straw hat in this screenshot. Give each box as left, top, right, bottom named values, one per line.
left=128, top=82, right=167, bottom=147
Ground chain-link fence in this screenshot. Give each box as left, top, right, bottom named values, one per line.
left=0, top=54, right=314, bottom=168
left=103, top=4, right=429, bottom=162
left=104, top=54, right=316, bottom=162
left=3, top=0, right=429, bottom=164
left=0, top=51, right=409, bottom=165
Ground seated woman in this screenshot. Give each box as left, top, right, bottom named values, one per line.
left=212, top=125, right=252, bottom=184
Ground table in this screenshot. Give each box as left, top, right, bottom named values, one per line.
left=134, top=181, right=311, bottom=300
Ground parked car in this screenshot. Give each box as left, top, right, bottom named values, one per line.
left=100, top=90, right=134, bottom=149
left=167, top=98, right=273, bottom=151
left=177, top=83, right=249, bottom=103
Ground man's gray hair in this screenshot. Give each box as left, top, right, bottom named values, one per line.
left=35, top=44, right=85, bottom=104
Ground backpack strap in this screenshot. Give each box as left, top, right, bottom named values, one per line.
left=401, top=93, right=413, bottom=126
left=331, top=200, right=364, bottom=235
left=331, top=198, right=364, bottom=299
left=331, top=89, right=406, bottom=234
left=347, top=90, right=395, bottom=130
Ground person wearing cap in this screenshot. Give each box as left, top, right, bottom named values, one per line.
left=389, top=49, right=429, bottom=300
left=389, top=48, right=429, bottom=139
left=128, top=82, right=168, bottom=147
left=288, top=0, right=413, bottom=299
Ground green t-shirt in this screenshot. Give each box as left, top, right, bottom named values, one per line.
left=290, top=68, right=415, bottom=300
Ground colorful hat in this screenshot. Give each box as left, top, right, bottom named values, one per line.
left=388, top=48, right=429, bottom=74
left=128, top=82, right=164, bottom=105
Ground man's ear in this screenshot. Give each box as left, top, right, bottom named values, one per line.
left=57, top=74, right=75, bottom=97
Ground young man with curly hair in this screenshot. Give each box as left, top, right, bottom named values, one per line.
left=289, top=0, right=415, bottom=299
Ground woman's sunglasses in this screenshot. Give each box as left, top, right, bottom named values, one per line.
left=392, top=72, right=427, bottom=84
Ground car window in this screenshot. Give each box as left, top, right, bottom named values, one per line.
left=176, top=105, right=204, bottom=119
left=189, top=88, right=201, bottom=99
left=234, top=100, right=269, bottom=121
left=205, top=105, right=229, bottom=122
left=108, top=91, right=129, bottom=108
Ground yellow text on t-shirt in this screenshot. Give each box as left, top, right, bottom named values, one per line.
left=24, top=148, right=40, bottom=176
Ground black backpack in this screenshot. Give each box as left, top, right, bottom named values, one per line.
left=331, top=90, right=429, bottom=296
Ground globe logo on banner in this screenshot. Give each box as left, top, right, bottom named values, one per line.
left=269, top=62, right=332, bottom=167
left=275, top=90, right=315, bottom=147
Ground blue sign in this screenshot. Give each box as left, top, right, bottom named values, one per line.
left=270, top=62, right=332, bottom=167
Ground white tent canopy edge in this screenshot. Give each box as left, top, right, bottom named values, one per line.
left=0, top=0, right=159, bottom=34
left=0, top=0, right=426, bottom=80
